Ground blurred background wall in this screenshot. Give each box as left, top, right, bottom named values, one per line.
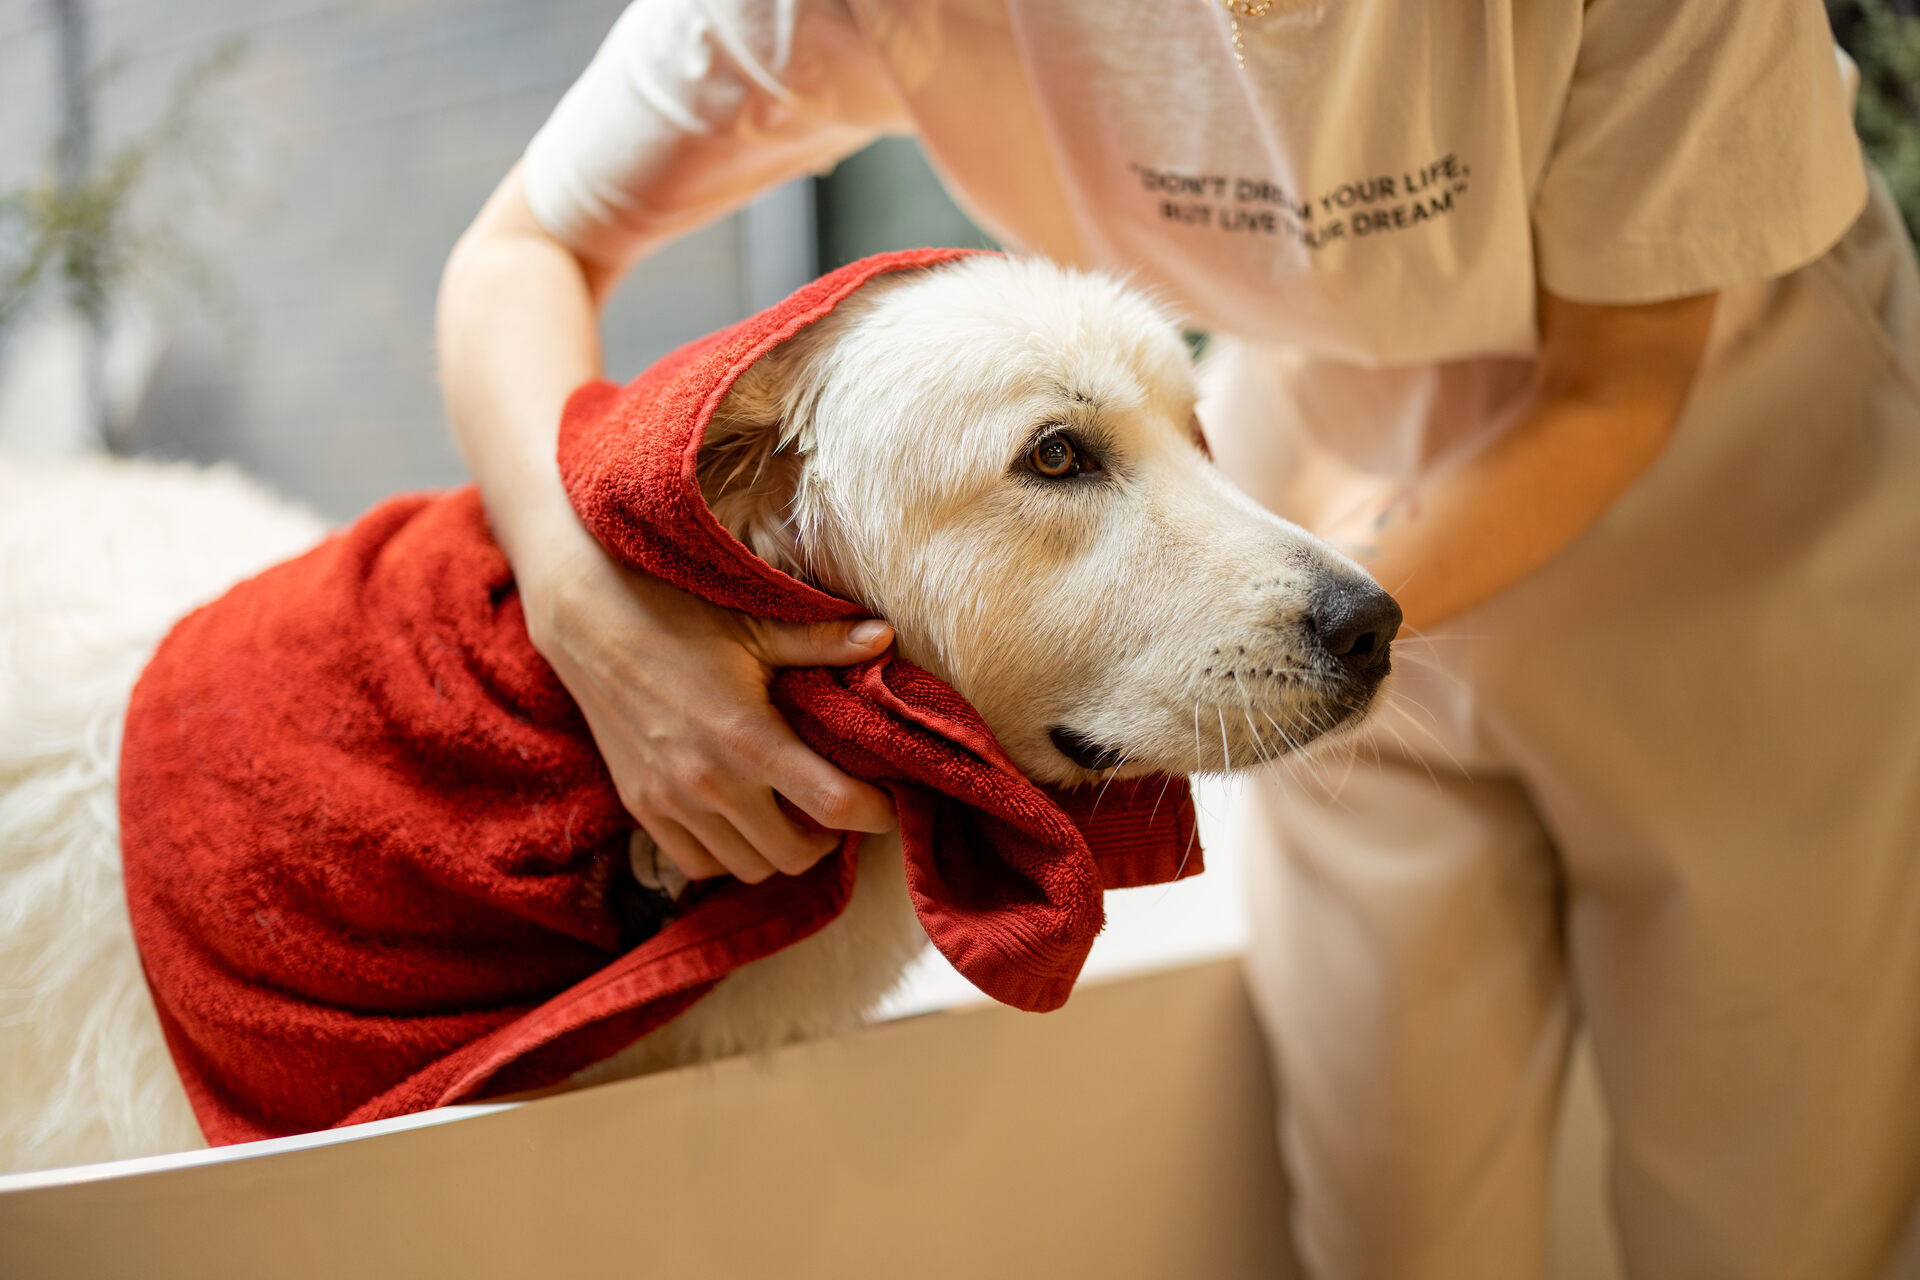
left=1830, top=0, right=1920, bottom=241
left=0, top=0, right=987, bottom=518
left=0, top=1, right=1911, bottom=519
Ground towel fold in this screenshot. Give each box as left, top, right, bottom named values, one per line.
left=119, top=247, right=1200, bottom=1146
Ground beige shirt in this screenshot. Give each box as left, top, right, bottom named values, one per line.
left=524, top=0, right=1867, bottom=468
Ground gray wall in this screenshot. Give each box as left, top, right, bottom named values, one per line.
left=1, top=1, right=998, bottom=518
left=815, top=135, right=994, bottom=270
left=1, top=0, right=814, bottom=518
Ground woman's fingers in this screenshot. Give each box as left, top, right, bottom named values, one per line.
left=744, top=615, right=893, bottom=669
left=647, top=809, right=782, bottom=885
left=521, top=546, right=900, bottom=882
left=636, top=814, right=729, bottom=881
left=710, top=785, right=843, bottom=876
left=761, top=732, right=898, bottom=837
left=735, top=615, right=901, bottom=836
left=615, top=730, right=835, bottom=880
left=680, top=709, right=891, bottom=865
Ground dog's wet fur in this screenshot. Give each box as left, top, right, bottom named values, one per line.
left=0, top=255, right=1395, bottom=1171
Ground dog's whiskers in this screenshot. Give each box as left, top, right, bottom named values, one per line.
left=1375, top=714, right=1443, bottom=791
left=1089, top=749, right=1138, bottom=812
left=1172, top=803, right=1200, bottom=882
left=1382, top=699, right=1466, bottom=784
left=1227, top=671, right=1277, bottom=768
left=1146, top=772, right=1175, bottom=828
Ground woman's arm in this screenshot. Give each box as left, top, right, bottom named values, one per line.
left=438, top=166, right=615, bottom=569
left=1300, top=288, right=1718, bottom=631
left=436, top=165, right=898, bottom=884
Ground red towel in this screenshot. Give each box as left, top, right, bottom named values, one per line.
left=119, top=248, right=1200, bottom=1145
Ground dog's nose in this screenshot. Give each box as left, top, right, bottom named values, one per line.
left=1308, top=580, right=1402, bottom=674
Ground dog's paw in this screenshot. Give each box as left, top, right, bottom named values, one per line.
left=627, top=830, right=690, bottom=901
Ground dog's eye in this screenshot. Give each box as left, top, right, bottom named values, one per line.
left=1030, top=433, right=1087, bottom=478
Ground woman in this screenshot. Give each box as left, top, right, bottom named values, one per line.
left=436, top=2, right=1920, bottom=1274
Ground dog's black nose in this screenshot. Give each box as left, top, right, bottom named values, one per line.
left=1308, top=580, right=1402, bottom=674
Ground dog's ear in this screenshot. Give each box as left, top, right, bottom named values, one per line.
left=698, top=331, right=828, bottom=585
left=699, top=274, right=909, bottom=590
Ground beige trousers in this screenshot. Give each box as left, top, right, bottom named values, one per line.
left=1213, top=178, right=1920, bottom=1279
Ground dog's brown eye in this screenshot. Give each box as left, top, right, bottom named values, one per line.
left=1031, top=434, right=1080, bottom=478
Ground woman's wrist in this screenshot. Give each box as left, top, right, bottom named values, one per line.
left=503, top=496, right=623, bottom=648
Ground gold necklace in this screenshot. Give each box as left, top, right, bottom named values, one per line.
left=1220, top=0, right=1277, bottom=68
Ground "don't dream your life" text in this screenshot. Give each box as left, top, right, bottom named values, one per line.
left=1129, top=152, right=1471, bottom=250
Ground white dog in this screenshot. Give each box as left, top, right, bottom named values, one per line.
left=0, top=255, right=1398, bottom=1173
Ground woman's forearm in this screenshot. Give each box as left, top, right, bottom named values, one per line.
left=436, top=164, right=612, bottom=580
left=1335, top=390, right=1683, bottom=629
left=1312, top=290, right=1718, bottom=632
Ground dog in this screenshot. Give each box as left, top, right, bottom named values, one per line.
left=0, top=254, right=1398, bottom=1172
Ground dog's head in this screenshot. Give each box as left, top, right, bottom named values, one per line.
left=700, top=255, right=1398, bottom=785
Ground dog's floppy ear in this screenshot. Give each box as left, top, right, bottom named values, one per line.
left=699, top=271, right=912, bottom=591
left=698, top=325, right=831, bottom=585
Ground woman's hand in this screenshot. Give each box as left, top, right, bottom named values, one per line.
left=521, top=522, right=898, bottom=885
left=438, top=165, right=894, bottom=886
left=1282, top=438, right=1413, bottom=565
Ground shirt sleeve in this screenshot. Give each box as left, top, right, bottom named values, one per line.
left=1531, top=0, right=1868, bottom=304
left=522, top=0, right=908, bottom=273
